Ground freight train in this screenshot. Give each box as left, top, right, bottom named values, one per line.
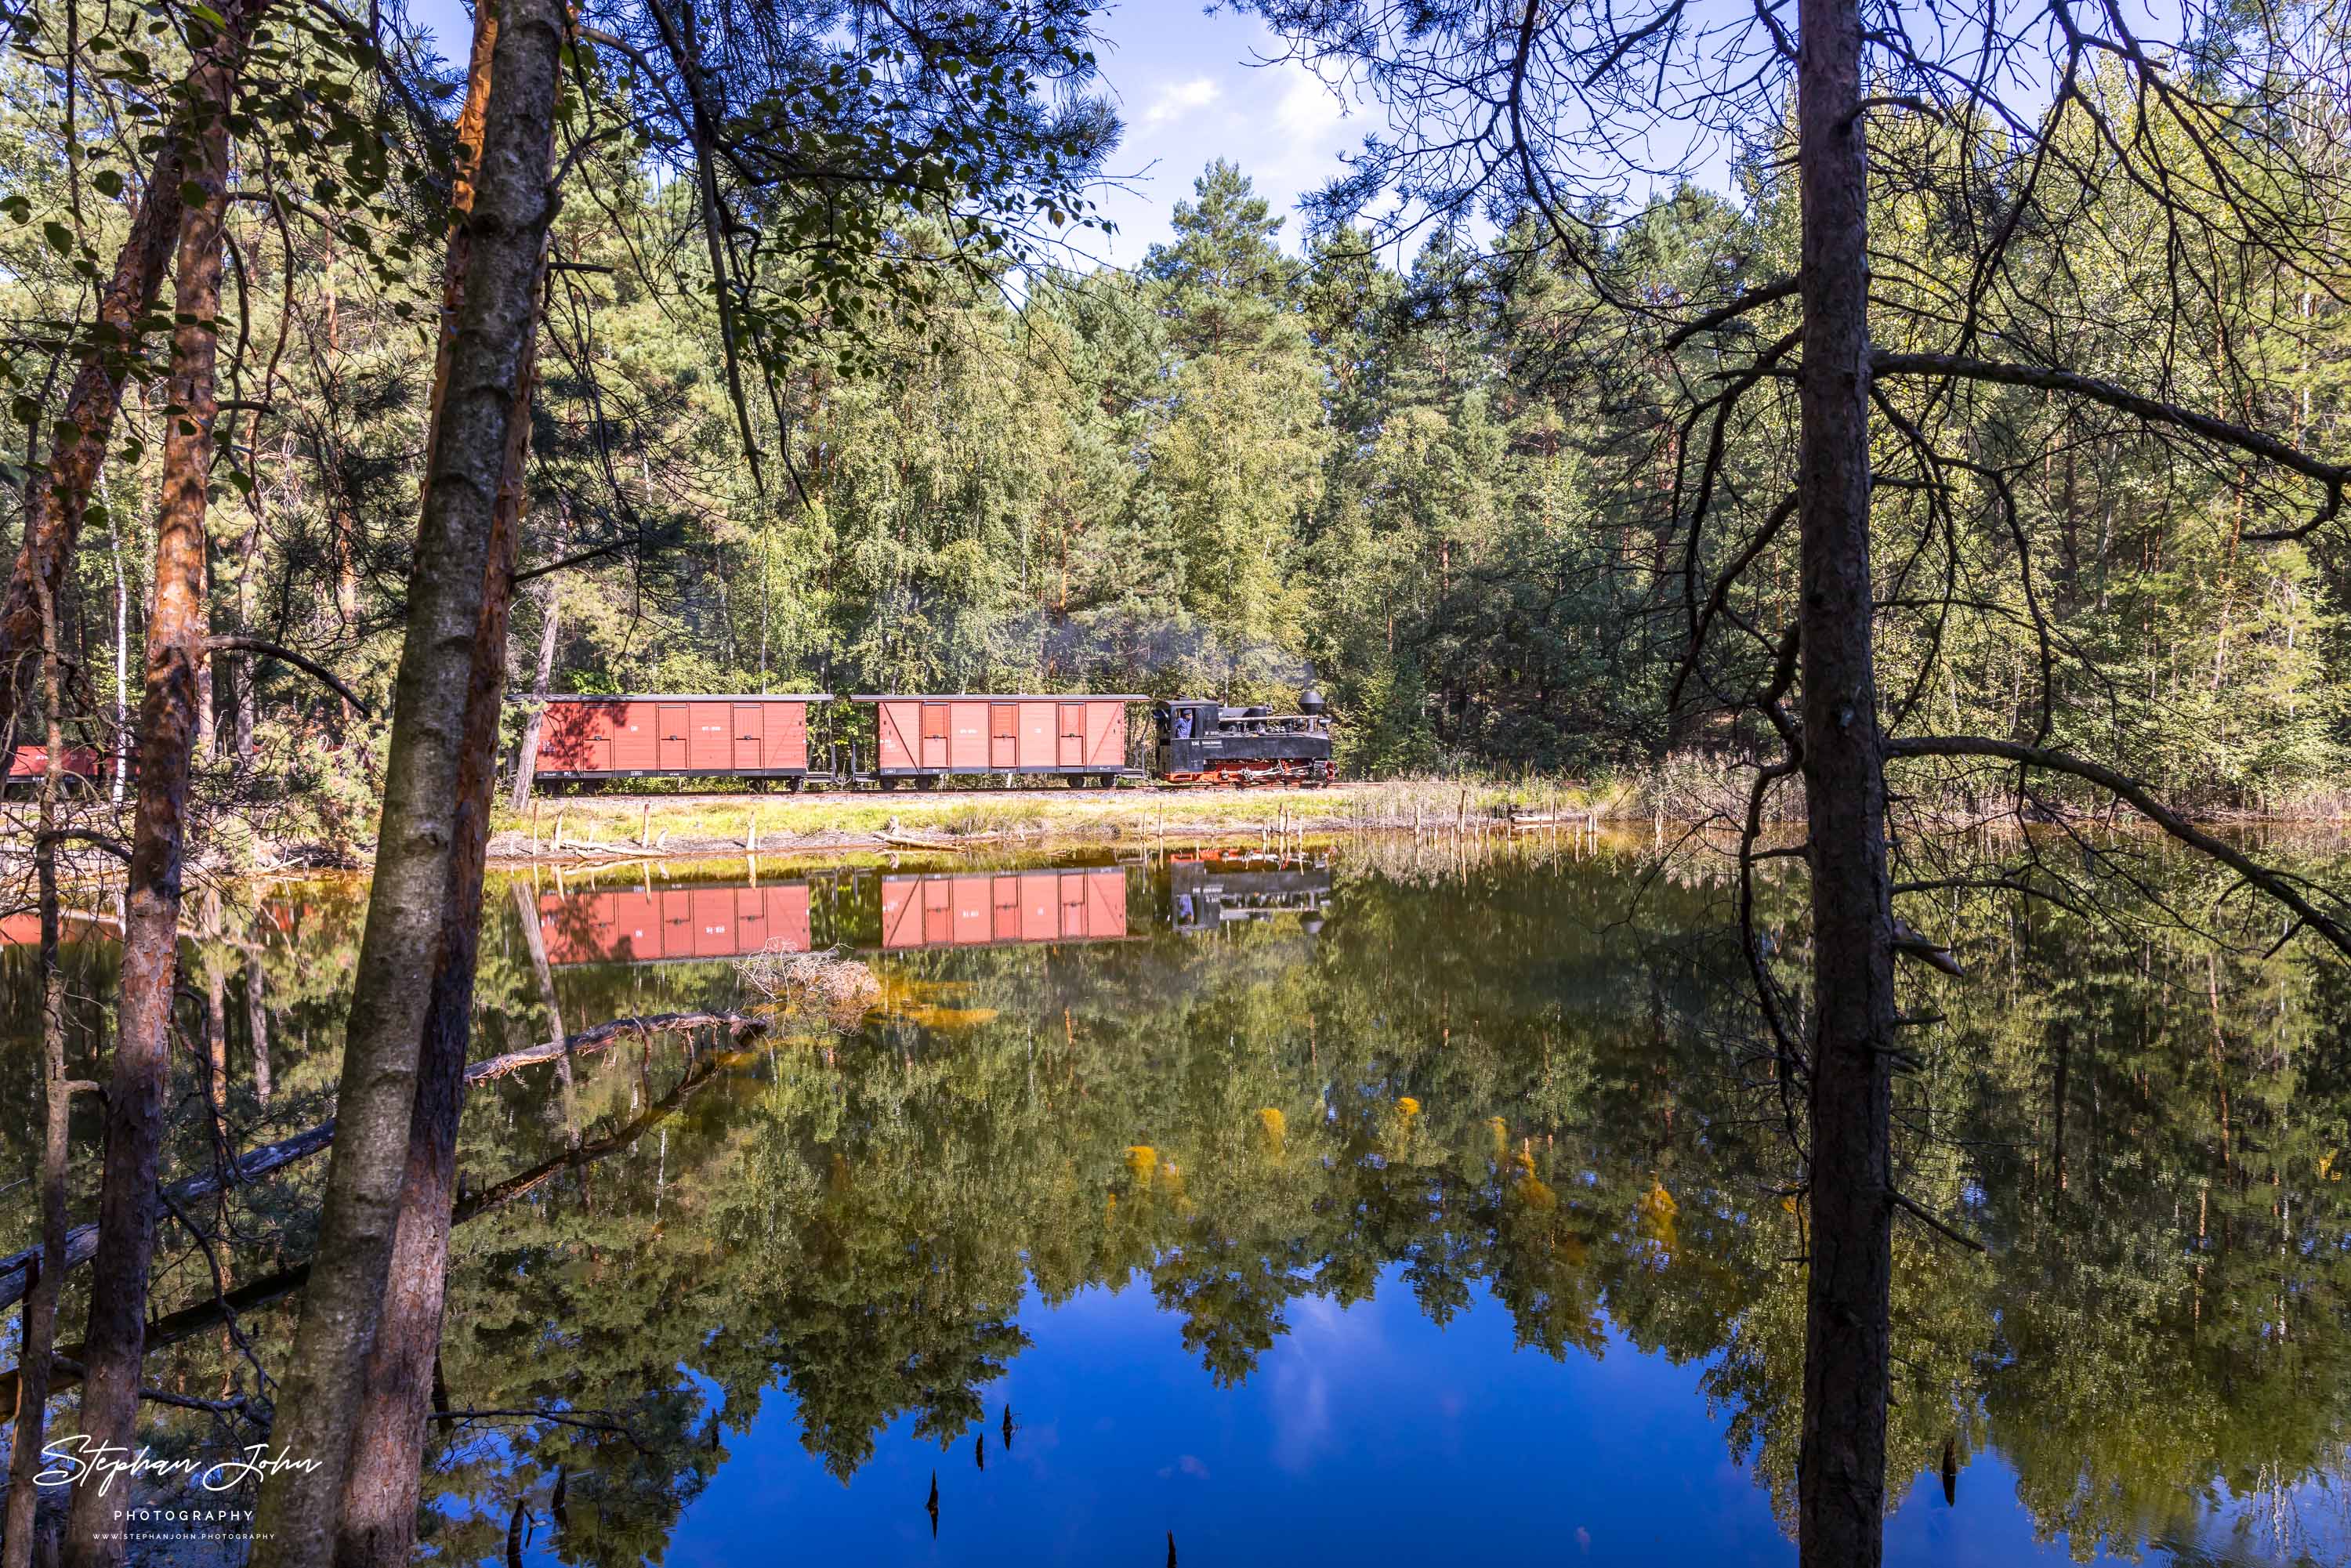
left=522, top=690, right=1334, bottom=795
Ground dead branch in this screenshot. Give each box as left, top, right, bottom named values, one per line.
left=204, top=635, right=371, bottom=716
left=1885, top=736, right=2351, bottom=958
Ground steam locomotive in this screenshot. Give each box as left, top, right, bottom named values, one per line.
left=523, top=690, right=1334, bottom=794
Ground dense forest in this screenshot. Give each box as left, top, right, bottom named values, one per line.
left=5, top=58, right=2346, bottom=821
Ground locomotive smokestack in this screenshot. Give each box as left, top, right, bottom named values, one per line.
left=1298, top=689, right=1326, bottom=715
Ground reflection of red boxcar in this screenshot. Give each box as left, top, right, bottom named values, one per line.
left=0, top=908, right=114, bottom=946
left=536, top=883, right=813, bottom=965
left=854, top=694, right=1139, bottom=786
left=879, top=869, right=1128, bottom=950
left=529, top=694, right=830, bottom=787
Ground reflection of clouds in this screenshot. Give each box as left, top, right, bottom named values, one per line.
left=1266, top=1297, right=1382, bottom=1473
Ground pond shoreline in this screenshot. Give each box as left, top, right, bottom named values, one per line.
left=480, top=779, right=1625, bottom=865
left=4, top=775, right=2345, bottom=882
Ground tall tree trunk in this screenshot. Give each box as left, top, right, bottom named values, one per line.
left=335, top=14, right=553, bottom=1553
left=0, top=0, right=271, bottom=740
left=248, top=1, right=563, bottom=1559
left=1792, top=0, right=1896, bottom=1561
left=5, top=559, right=78, bottom=1568
left=507, top=582, right=558, bottom=810
left=62, top=7, right=243, bottom=1556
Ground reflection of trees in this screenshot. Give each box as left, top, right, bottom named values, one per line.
left=16, top=846, right=2351, bottom=1566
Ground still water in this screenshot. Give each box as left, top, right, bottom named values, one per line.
left=5, top=838, right=2350, bottom=1565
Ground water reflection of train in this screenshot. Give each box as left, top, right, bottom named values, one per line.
left=1167, top=851, right=1335, bottom=936
left=526, top=856, right=1335, bottom=965
left=529, top=867, right=1134, bottom=965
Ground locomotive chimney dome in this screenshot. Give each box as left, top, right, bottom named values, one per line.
left=1299, top=688, right=1326, bottom=715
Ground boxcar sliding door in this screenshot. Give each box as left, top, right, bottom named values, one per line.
left=990, top=704, right=1018, bottom=770
left=920, top=704, right=950, bottom=770
left=657, top=704, right=689, bottom=772
left=733, top=704, right=765, bottom=771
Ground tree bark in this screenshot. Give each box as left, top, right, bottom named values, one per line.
left=248, top=0, right=564, bottom=1559
left=1792, top=0, right=1896, bottom=1562
left=506, top=582, right=559, bottom=809
left=63, top=7, right=244, bottom=1557
left=5, top=548, right=78, bottom=1568
left=335, top=12, right=552, bottom=1549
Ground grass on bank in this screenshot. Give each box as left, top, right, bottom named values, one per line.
left=486, top=773, right=1647, bottom=854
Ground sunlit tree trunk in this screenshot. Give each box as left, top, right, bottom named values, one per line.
left=338, top=90, right=549, bottom=1568
left=0, top=0, right=243, bottom=738
left=1792, top=0, right=1896, bottom=1561
left=248, top=0, right=564, bottom=1559
left=63, top=7, right=244, bottom=1556
left=507, top=582, right=559, bottom=809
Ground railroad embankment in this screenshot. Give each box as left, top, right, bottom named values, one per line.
left=485, top=777, right=1631, bottom=864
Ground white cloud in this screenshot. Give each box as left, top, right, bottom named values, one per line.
left=1145, top=77, right=1223, bottom=125
left=1273, top=70, right=1346, bottom=141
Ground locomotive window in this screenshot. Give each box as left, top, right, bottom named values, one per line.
left=1174, top=708, right=1194, bottom=741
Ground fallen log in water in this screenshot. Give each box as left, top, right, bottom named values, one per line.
left=0, top=1048, right=748, bottom=1409
left=462, top=1009, right=765, bottom=1081
left=0, top=1011, right=764, bottom=1310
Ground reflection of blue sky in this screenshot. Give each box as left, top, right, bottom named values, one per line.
left=602, top=1262, right=2190, bottom=1566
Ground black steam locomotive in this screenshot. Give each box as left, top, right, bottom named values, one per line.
left=1152, top=690, right=1335, bottom=786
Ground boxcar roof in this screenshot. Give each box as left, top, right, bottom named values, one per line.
left=847, top=692, right=1148, bottom=702
left=536, top=692, right=833, bottom=702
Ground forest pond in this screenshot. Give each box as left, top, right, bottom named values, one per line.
left=5, top=836, right=2349, bottom=1566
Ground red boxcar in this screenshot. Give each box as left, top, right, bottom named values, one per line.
left=6, top=744, right=106, bottom=791
left=878, top=868, right=1130, bottom=950
left=853, top=693, right=1139, bottom=784
left=527, top=693, right=831, bottom=788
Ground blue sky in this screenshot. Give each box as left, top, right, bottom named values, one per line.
left=397, top=0, right=1371, bottom=269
